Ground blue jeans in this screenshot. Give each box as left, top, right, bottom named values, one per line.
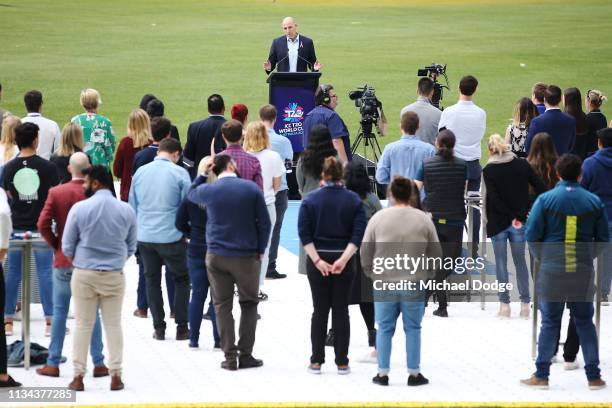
left=5, top=240, right=53, bottom=318
left=602, top=224, right=612, bottom=297
left=374, top=291, right=425, bottom=376
left=536, top=302, right=600, bottom=380
left=491, top=224, right=531, bottom=304
left=47, top=267, right=105, bottom=367
left=187, top=250, right=219, bottom=346
left=136, top=253, right=175, bottom=312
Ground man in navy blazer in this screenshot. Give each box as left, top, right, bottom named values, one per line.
left=263, top=17, right=321, bottom=74
left=183, top=94, right=226, bottom=179
left=525, top=85, right=576, bottom=155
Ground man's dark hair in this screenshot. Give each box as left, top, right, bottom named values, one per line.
left=417, top=77, right=435, bottom=96
left=221, top=119, right=243, bottom=143
left=597, top=127, right=612, bottom=148
left=212, top=154, right=234, bottom=176
left=459, top=75, right=478, bottom=96
left=208, top=94, right=224, bottom=114
left=259, top=104, right=277, bottom=122
left=139, top=94, right=157, bottom=110
left=555, top=154, right=582, bottom=181
left=532, top=82, right=547, bottom=103
left=545, top=85, right=562, bottom=106
left=82, top=165, right=114, bottom=190
left=15, top=122, right=39, bottom=149
left=315, top=84, right=334, bottom=106
left=24, top=90, right=43, bottom=113
left=401, top=111, right=419, bottom=135
left=150, top=117, right=172, bottom=142
left=158, top=137, right=181, bottom=154
left=146, top=99, right=165, bottom=118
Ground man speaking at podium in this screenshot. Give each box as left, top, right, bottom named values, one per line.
left=263, top=17, right=321, bottom=73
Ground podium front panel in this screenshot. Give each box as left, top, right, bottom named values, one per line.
left=270, top=84, right=315, bottom=153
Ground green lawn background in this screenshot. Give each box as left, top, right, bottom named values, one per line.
left=1, top=0, right=611, bottom=161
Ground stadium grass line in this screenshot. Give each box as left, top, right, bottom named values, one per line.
left=17, top=402, right=612, bottom=408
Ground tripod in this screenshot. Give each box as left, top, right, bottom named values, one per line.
left=351, top=119, right=383, bottom=195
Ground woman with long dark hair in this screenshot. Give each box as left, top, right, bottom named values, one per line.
left=298, top=157, right=366, bottom=375
left=527, top=132, right=559, bottom=192
left=505, top=97, right=539, bottom=157
left=297, top=124, right=337, bottom=198
left=564, top=87, right=588, bottom=159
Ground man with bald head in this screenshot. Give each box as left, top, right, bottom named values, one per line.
left=37, top=152, right=109, bottom=378
left=263, top=16, right=321, bottom=73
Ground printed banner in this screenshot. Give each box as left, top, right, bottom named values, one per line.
left=271, top=85, right=315, bottom=153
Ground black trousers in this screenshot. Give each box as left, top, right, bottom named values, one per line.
left=307, top=252, right=355, bottom=366
left=138, top=241, right=190, bottom=330
left=427, top=223, right=463, bottom=308
left=0, top=265, right=6, bottom=374
left=563, top=315, right=580, bottom=362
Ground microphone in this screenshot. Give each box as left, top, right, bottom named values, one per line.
left=275, top=53, right=290, bottom=71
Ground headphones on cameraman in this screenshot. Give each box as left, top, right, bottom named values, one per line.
left=318, top=84, right=332, bottom=105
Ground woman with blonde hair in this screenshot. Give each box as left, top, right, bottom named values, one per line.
left=50, top=123, right=84, bottom=184
left=71, top=88, right=116, bottom=168
left=113, top=109, right=151, bottom=201
left=483, top=134, right=545, bottom=318
left=0, top=115, right=20, bottom=167
left=585, top=89, right=607, bottom=156
left=243, top=121, right=285, bottom=300
left=505, top=97, right=539, bottom=157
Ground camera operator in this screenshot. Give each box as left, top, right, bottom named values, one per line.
left=303, top=84, right=351, bottom=164
left=400, top=77, right=442, bottom=146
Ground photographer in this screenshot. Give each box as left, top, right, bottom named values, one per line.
left=303, top=84, right=351, bottom=164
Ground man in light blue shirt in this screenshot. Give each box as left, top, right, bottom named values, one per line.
left=260, top=104, right=293, bottom=279
left=129, top=138, right=191, bottom=341
left=62, top=165, right=136, bottom=391
left=376, top=111, right=435, bottom=187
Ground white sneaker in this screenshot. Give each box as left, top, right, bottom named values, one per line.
left=357, top=350, right=377, bottom=364
left=497, top=303, right=511, bottom=318
left=520, top=303, right=530, bottom=319
left=602, top=296, right=609, bottom=306
left=564, top=361, right=580, bottom=370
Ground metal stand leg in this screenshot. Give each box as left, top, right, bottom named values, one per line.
left=480, top=208, right=487, bottom=310
left=466, top=204, right=473, bottom=303
left=22, top=242, right=32, bottom=370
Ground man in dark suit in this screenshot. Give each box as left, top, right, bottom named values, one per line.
left=183, top=94, right=226, bottom=179
left=263, top=17, right=321, bottom=74
left=525, top=85, right=576, bottom=155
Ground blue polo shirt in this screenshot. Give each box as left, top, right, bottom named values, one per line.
left=268, top=128, right=293, bottom=192
left=303, top=105, right=352, bottom=161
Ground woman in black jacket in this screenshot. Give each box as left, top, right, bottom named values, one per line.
left=584, top=89, right=607, bottom=157
left=483, top=134, right=545, bottom=318
left=298, top=157, right=367, bottom=375
left=418, top=130, right=467, bottom=318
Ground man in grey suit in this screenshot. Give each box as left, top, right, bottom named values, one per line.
left=400, top=78, right=442, bottom=146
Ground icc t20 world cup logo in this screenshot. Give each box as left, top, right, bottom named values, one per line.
left=282, top=102, right=304, bottom=123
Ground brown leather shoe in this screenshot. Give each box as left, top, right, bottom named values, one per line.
left=93, top=365, right=109, bottom=378
left=36, top=365, right=60, bottom=377
left=133, top=308, right=147, bottom=318
left=68, top=375, right=84, bottom=391
left=110, top=375, right=124, bottom=391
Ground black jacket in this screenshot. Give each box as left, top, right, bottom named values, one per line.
left=422, top=154, right=468, bottom=222
left=266, top=35, right=317, bottom=73
left=585, top=110, right=608, bottom=157
left=183, top=115, right=226, bottom=178
left=483, top=157, right=546, bottom=237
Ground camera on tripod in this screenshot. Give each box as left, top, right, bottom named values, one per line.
left=348, top=84, right=381, bottom=136
left=417, top=63, right=450, bottom=110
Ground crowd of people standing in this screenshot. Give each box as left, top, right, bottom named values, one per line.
left=0, top=76, right=610, bottom=392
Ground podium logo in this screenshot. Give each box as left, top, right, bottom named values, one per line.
left=282, top=102, right=304, bottom=123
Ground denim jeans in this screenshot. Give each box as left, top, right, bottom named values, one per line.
left=267, top=189, right=289, bottom=273
left=5, top=239, right=53, bottom=318
left=47, top=267, right=105, bottom=367
left=374, top=290, right=425, bottom=376
left=536, top=301, right=600, bottom=380
left=258, top=204, right=276, bottom=286
left=136, top=253, right=175, bottom=312
left=491, top=224, right=531, bottom=304
left=187, top=250, right=219, bottom=346
left=601, top=224, right=612, bottom=297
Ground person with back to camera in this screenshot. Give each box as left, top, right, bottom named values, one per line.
left=584, top=89, right=607, bottom=157
left=505, top=97, right=539, bottom=158
left=564, top=87, right=588, bottom=159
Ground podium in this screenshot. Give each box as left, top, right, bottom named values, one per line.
left=267, top=72, right=321, bottom=154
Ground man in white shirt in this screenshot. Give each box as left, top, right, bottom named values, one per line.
left=437, top=75, right=486, bottom=253
left=400, top=77, right=442, bottom=146
left=21, top=90, right=61, bottom=160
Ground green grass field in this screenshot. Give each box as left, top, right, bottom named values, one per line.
left=1, top=0, right=611, bottom=160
